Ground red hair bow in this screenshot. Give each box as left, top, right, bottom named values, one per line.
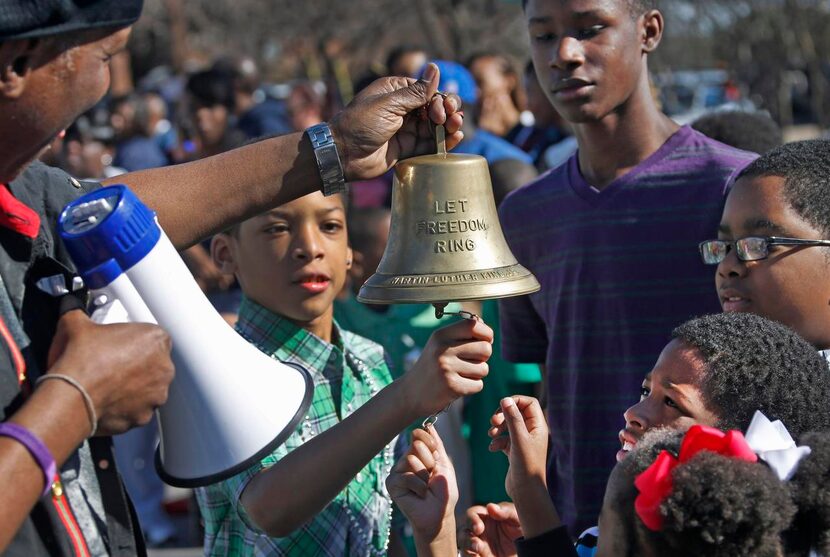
left=633, top=425, right=758, bottom=531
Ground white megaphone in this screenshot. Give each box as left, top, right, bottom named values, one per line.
left=58, top=185, right=312, bottom=487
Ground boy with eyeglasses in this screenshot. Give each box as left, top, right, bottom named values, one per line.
left=699, top=139, right=830, bottom=356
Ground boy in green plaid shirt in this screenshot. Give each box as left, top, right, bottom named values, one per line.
left=197, top=190, right=493, bottom=556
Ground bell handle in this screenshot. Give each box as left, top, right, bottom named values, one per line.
left=435, top=124, right=447, bottom=156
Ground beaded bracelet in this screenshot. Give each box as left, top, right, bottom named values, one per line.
left=36, top=374, right=97, bottom=437
left=0, top=422, right=57, bottom=497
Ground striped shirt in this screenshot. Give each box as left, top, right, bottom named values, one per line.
left=498, top=125, right=756, bottom=531
left=195, top=297, right=396, bottom=556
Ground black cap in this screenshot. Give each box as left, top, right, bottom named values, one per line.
left=0, top=0, right=143, bottom=42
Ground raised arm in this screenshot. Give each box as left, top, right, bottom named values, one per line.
left=490, top=396, right=578, bottom=557
left=239, top=318, right=492, bottom=537
left=387, top=427, right=459, bottom=557
left=113, top=65, right=463, bottom=249
left=490, top=396, right=560, bottom=538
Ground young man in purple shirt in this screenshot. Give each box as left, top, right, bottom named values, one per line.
left=496, top=0, right=756, bottom=533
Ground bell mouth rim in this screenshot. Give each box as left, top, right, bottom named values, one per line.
left=356, top=265, right=540, bottom=305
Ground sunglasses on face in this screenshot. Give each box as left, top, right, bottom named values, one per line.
left=699, top=236, right=830, bottom=265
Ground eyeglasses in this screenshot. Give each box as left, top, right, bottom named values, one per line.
left=699, top=236, right=830, bottom=265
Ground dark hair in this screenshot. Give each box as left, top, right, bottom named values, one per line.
left=211, top=56, right=261, bottom=95
left=108, top=94, right=156, bottom=138
left=737, top=139, right=830, bottom=238
left=466, top=52, right=525, bottom=113
left=466, top=52, right=514, bottom=76
left=186, top=68, right=236, bottom=110
left=671, top=312, right=830, bottom=437
left=220, top=189, right=348, bottom=238
left=786, top=430, right=830, bottom=556
left=227, top=132, right=350, bottom=239
left=628, top=427, right=683, bottom=473
left=385, top=45, right=427, bottom=76
left=628, top=0, right=658, bottom=13
left=691, top=111, right=782, bottom=155
left=664, top=453, right=792, bottom=556
left=288, top=82, right=326, bottom=113
left=522, top=0, right=657, bottom=15
left=629, top=429, right=794, bottom=557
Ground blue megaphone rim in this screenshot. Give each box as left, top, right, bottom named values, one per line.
left=58, top=185, right=161, bottom=290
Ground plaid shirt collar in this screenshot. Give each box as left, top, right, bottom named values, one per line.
left=235, top=296, right=389, bottom=382
left=235, top=296, right=345, bottom=369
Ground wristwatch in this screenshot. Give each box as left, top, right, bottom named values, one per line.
left=306, top=123, right=347, bottom=196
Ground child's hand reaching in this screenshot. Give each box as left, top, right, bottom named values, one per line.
left=401, top=318, right=493, bottom=418
left=489, top=396, right=548, bottom=500
left=459, top=502, right=522, bottom=557
left=386, top=426, right=458, bottom=555
left=489, top=396, right=561, bottom=539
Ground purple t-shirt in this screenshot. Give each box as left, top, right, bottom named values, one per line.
left=498, top=125, right=757, bottom=531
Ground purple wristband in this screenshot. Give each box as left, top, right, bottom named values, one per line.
left=0, top=423, right=57, bottom=497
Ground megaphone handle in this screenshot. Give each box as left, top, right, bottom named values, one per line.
left=95, top=273, right=158, bottom=325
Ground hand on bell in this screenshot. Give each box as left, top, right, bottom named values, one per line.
left=399, top=318, right=493, bottom=418
left=330, top=62, right=464, bottom=182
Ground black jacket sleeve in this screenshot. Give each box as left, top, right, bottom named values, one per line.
left=515, top=525, right=578, bottom=557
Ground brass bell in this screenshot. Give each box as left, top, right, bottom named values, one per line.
left=358, top=127, right=540, bottom=309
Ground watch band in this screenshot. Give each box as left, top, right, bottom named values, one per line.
left=306, top=123, right=347, bottom=196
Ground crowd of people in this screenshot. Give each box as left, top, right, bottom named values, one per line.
left=3, top=0, right=830, bottom=557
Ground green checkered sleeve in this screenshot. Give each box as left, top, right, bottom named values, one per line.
left=196, top=297, right=397, bottom=557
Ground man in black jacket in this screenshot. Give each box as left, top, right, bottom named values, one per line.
left=0, top=1, right=463, bottom=554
